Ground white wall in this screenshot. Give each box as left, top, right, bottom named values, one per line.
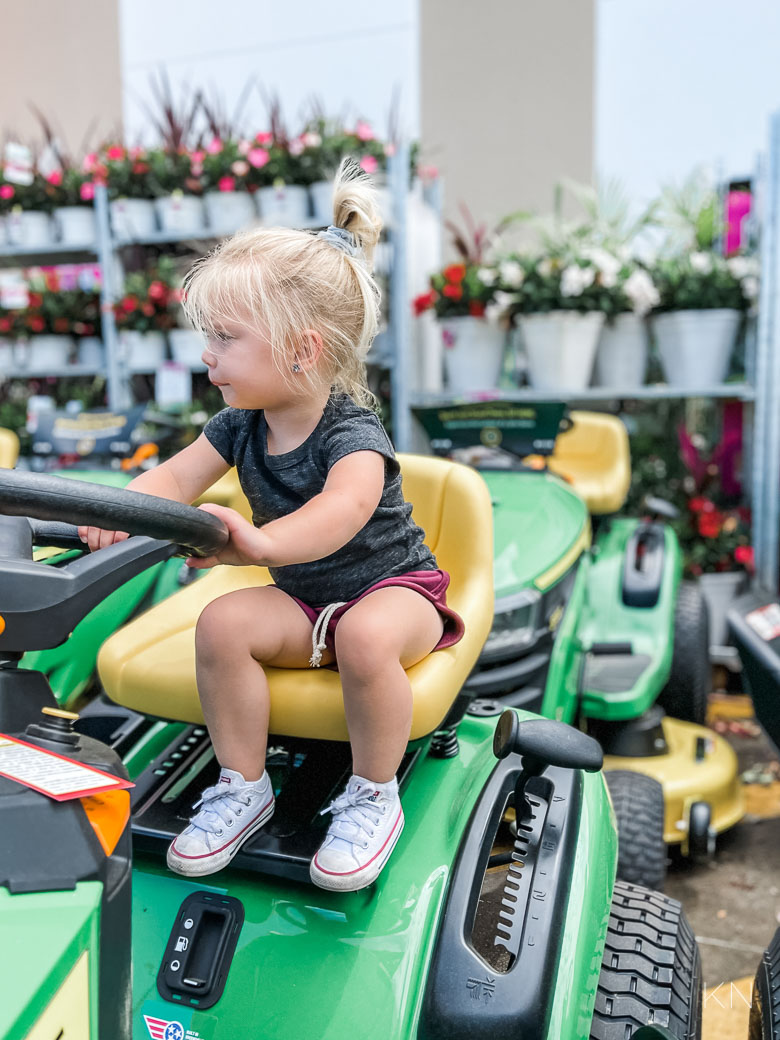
left=118, top=0, right=419, bottom=144
left=596, top=0, right=780, bottom=203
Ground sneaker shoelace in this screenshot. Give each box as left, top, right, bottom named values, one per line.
left=320, top=787, right=386, bottom=851
left=188, top=785, right=255, bottom=838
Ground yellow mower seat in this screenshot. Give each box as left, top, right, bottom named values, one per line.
left=98, top=454, right=494, bottom=742
left=547, top=410, right=631, bottom=515
left=0, top=428, right=20, bottom=470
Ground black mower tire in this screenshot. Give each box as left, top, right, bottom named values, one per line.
left=605, top=769, right=667, bottom=892
left=658, top=580, right=710, bottom=726
left=750, top=926, right=780, bottom=1040
left=590, top=880, right=702, bottom=1040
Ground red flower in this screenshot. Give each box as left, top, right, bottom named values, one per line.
left=28, top=316, right=45, bottom=333
left=442, top=283, right=463, bottom=301
left=218, top=176, right=236, bottom=193
left=443, top=263, right=467, bottom=283
left=0, top=317, right=10, bottom=332
left=121, top=295, right=139, bottom=313
left=697, top=511, right=723, bottom=538
left=735, top=545, right=754, bottom=568
left=413, top=290, right=437, bottom=316
left=27, top=292, right=43, bottom=308
left=132, top=162, right=149, bottom=174
left=141, top=303, right=155, bottom=317
left=469, top=300, right=486, bottom=317
left=44, top=273, right=60, bottom=291
left=46, top=170, right=63, bottom=186
left=106, top=145, right=125, bottom=161
left=0, top=185, right=14, bottom=200
left=148, top=281, right=168, bottom=301
left=688, top=496, right=709, bottom=513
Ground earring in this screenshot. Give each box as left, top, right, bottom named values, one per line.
left=292, top=363, right=301, bottom=372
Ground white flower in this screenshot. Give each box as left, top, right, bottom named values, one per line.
left=498, top=260, right=524, bottom=288
left=728, top=255, right=759, bottom=280
left=689, top=251, right=713, bottom=275
left=623, top=269, right=660, bottom=316
left=477, top=267, right=497, bottom=285
left=560, top=265, right=596, bottom=297
left=537, top=258, right=555, bottom=278
left=485, top=302, right=505, bottom=325
left=302, top=132, right=322, bottom=149
left=494, top=290, right=520, bottom=311
left=742, top=276, right=759, bottom=301
left=583, top=247, right=622, bottom=284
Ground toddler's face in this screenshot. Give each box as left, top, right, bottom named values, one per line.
left=201, top=322, right=291, bottom=409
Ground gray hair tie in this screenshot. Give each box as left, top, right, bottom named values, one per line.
left=317, top=225, right=362, bottom=258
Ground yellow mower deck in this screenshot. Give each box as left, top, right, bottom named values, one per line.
left=604, top=716, right=744, bottom=846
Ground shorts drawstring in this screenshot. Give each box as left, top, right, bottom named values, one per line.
left=309, top=601, right=347, bottom=667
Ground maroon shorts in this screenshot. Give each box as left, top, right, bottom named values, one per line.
left=290, top=569, right=465, bottom=659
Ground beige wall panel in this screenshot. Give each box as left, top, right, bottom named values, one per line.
left=3, top=1, right=121, bottom=156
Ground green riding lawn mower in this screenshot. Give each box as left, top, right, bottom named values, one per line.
left=414, top=400, right=744, bottom=892
left=0, top=456, right=703, bottom=1040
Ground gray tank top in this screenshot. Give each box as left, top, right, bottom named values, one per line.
left=203, top=394, right=436, bottom=606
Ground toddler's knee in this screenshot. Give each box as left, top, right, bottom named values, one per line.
left=334, top=612, right=398, bottom=674
left=196, top=598, right=243, bottom=659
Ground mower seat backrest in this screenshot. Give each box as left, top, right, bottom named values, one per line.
left=547, top=410, right=631, bottom=515
left=0, top=428, right=20, bottom=470
left=98, top=454, right=494, bottom=742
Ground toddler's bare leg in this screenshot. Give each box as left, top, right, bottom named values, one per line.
left=334, top=587, right=444, bottom=782
left=195, top=585, right=333, bottom=779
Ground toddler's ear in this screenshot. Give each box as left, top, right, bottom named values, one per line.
left=294, top=329, right=324, bottom=371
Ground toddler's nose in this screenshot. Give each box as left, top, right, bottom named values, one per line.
left=202, top=346, right=216, bottom=368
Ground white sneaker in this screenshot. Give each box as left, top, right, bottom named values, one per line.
left=310, top=775, right=404, bottom=892
left=167, top=768, right=274, bottom=877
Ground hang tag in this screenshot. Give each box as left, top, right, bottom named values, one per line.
left=3, top=142, right=34, bottom=186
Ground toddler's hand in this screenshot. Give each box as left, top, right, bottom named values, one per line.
left=78, top=526, right=130, bottom=552
left=185, top=503, right=272, bottom=569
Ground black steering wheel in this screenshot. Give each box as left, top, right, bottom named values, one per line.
left=0, top=469, right=228, bottom=557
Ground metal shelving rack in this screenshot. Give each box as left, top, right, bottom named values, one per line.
left=0, top=147, right=413, bottom=417
left=388, top=118, right=780, bottom=592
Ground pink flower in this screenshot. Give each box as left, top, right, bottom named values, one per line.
left=218, top=176, right=236, bottom=192
left=190, top=163, right=203, bottom=177
left=129, top=146, right=145, bottom=160
left=355, top=121, right=374, bottom=141
left=359, top=155, right=378, bottom=174
left=80, top=181, right=95, bottom=201
left=238, top=139, right=251, bottom=156
left=255, top=132, right=273, bottom=146
left=82, top=152, right=99, bottom=173
left=46, top=170, right=63, bottom=186
left=106, top=145, right=125, bottom=161
left=207, top=137, right=223, bottom=155
left=190, top=150, right=205, bottom=164
left=248, top=148, right=269, bottom=169
left=0, top=185, right=14, bottom=200
left=288, top=139, right=304, bottom=157
left=231, top=160, right=249, bottom=177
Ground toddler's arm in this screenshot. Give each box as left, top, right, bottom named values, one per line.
left=189, top=450, right=384, bottom=569
left=79, top=434, right=231, bottom=551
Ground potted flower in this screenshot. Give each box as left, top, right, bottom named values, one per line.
left=146, top=146, right=206, bottom=235
left=592, top=254, right=660, bottom=388
left=1, top=163, right=56, bottom=248
left=681, top=496, right=752, bottom=648
left=649, top=250, right=757, bottom=388
left=196, top=137, right=257, bottom=235
left=31, top=115, right=98, bottom=245
left=113, top=262, right=177, bottom=373
left=0, top=307, right=22, bottom=369
left=494, top=247, right=616, bottom=391
left=15, top=289, right=79, bottom=370
left=100, top=145, right=158, bottom=239
left=649, top=172, right=759, bottom=387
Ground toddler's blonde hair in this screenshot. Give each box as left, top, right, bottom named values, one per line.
left=183, top=157, right=383, bottom=408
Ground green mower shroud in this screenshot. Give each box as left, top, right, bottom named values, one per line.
left=0, top=468, right=702, bottom=1040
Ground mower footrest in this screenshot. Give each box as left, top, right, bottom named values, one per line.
left=582, top=653, right=651, bottom=695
